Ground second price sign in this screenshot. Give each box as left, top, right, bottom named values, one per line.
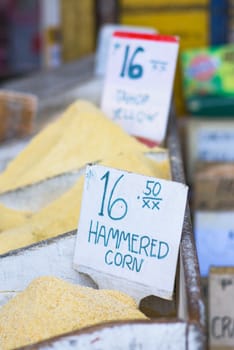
left=101, top=32, right=179, bottom=144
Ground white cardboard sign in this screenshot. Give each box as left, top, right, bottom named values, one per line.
left=101, top=32, right=179, bottom=144
left=209, top=268, right=234, bottom=348
left=198, top=129, right=234, bottom=162
left=73, top=165, right=188, bottom=301
left=195, top=211, right=234, bottom=277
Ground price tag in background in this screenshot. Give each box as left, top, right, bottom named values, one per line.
left=101, top=32, right=179, bottom=144
left=209, top=267, right=234, bottom=349
left=95, top=24, right=156, bottom=77
left=73, top=165, right=188, bottom=301
left=198, top=128, right=234, bottom=162
left=195, top=211, right=234, bottom=277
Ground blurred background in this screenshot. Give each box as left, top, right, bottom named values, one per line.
left=0, top=0, right=232, bottom=115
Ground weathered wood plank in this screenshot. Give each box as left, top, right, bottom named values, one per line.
left=0, top=169, right=84, bottom=211
left=0, top=231, right=96, bottom=306
left=166, top=112, right=206, bottom=331
left=21, top=321, right=187, bottom=350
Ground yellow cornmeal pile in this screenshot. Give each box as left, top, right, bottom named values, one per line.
left=0, top=203, right=30, bottom=233
left=0, top=151, right=171, bottom=255
left=0, top=276, right=147, bottom=349
left=0, top=100, right=151, bottom=193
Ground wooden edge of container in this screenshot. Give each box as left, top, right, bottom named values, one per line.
left=18, top=319, right=206, bottom=349
left=166, top=109, right=206, bottom=333
left=18, top=319, right=183, bottom=349
left=0, top=230, right=77, bottom=259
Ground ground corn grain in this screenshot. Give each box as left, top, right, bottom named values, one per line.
left=0, top=151, right=170, bottom=255
left=0, top=276, right=147, bottom=349
left=0, top=100, right=151, bottom=193
left=0, top=203, right=30, bottom=232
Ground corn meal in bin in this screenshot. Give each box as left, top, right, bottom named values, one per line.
left=0, top=100, right=170, bottom=254
left=0, top=150, right=170, bottom=255
left=0, top=203, right=31, bottom=232
left=0, top=276, right=147, bottom=350
left=0, top=100, right=154, bottom=193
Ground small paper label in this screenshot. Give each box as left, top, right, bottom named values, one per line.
left=101, top=32, right=179, bottom=144
left=209, top=268, right=234, bottom=348
left=198, top=129, right=234, bottom=162
left=73, top=165, right=188, bottom=301
left=195, top=211, right=234, bottom=277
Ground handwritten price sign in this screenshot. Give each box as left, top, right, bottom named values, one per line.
left=73, top=165, right=188, bottom=301
left=101, top=32, right=179, bottom=144
left=209, top=268, right=234, bottom=348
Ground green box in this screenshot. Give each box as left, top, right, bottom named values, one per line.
left=181, top=44, right=234, bottom=116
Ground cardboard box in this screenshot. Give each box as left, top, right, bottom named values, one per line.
left=209, top=267, right=234, bottom=349
left=186, top=118, right=234, bottom=183
left=0, top=91, right=37, bottom=142
left=194, top=163, right=234, bottom=210
left=195, top=211, right=234, bottom=277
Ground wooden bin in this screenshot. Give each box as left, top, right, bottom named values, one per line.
left=0, top=57, right=205, bottom=350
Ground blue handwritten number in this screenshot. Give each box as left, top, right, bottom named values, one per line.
left=120, top=45, right=130, bottom=78
left=120, top=46, right=144, bottom=79
left=99, top=171, right=128, bottom=220
left=98, top=171, right=110, bottom=217
left=144, top=181, right=161, bottom=197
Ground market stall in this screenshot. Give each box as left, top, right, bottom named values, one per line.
left=0, top=55, right=205, bottom=349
